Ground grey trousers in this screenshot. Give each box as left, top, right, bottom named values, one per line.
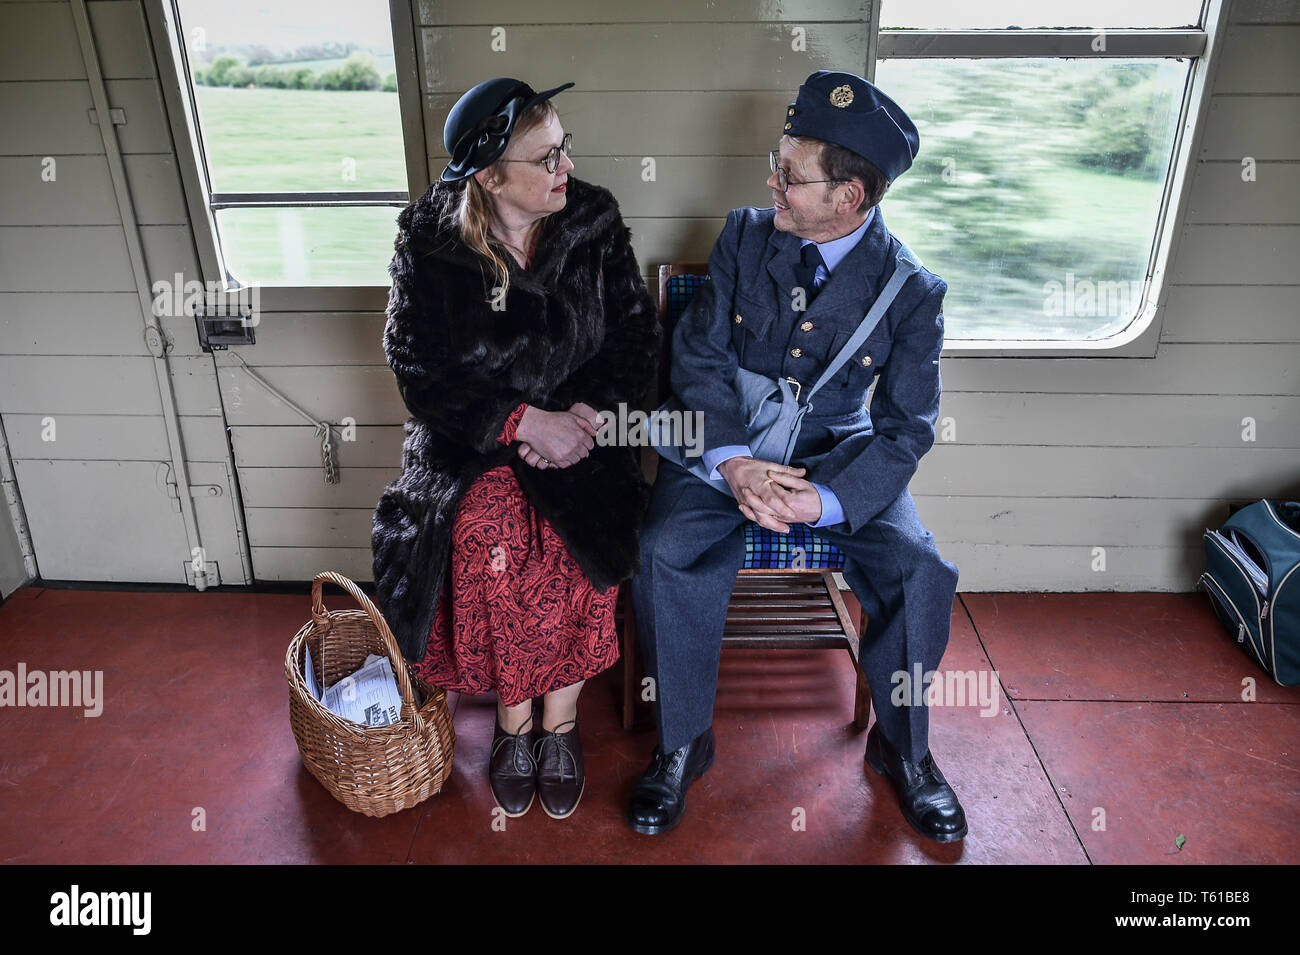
left=629, top=458, right=959, bottom=763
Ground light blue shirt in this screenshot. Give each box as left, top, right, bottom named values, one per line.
left=702, top=208, right=876, bottom=528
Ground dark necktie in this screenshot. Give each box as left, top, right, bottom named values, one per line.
left=794, top=242, right=825, bottom=303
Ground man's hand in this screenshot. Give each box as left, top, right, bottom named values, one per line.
left=514, top=402, right=606, bottom=469
left=718, top=456, right=815, bottom=533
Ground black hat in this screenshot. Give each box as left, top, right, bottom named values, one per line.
left=783, top=71, right=919, bottom=182
left=440, top=77, right=574, bottom=182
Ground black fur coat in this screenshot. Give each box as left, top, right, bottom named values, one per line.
left=371, top=176, right=661, bottom=665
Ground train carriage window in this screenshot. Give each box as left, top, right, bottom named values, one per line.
left=169, top=0, right=407, bottom=287
left=876, top=0, right=1212, bottom=343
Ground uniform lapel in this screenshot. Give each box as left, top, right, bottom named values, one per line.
left=764, top=226, right=802, bottom=303
left=806, top=208, right=892, bottom=316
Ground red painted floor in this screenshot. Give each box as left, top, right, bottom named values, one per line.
left=0, top=585, right=1296, bottom=864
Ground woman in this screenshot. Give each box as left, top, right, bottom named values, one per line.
left=371, top=77, right=660, bottom=820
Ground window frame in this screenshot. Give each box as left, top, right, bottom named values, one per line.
left=147, top=0, right=1231, bottom=351
left=145, top=0, right=427, bottom=313
left=868, top=0, right=1232, bottom=355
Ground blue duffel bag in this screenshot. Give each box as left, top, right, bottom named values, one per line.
left=1198, top=499, right=1300, bottom=686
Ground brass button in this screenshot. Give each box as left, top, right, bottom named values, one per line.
left=784, top=122, right=792, bottom=130
left=861, top=355, right=872, bottom=366
left=791, top=348, right=803, bottom=358
left=787, top=107, right=795, bottom=116
left=800, top=321, right=814, bottom=332
left=734, top=313, right=742, bottom=324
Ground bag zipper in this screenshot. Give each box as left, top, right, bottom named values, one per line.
left=1266, top=562, right=1298, bottom=683
left=1205, top=533, right=1269, bottom=668
left=1200, top=572, right=1249, bottom=647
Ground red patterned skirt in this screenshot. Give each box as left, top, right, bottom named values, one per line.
left=415, top=409, right=620, bottom=705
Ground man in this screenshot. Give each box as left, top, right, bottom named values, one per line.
left=627, top=70, right=966, bottom=842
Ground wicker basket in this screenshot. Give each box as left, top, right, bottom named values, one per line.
left=285, top=571, right=455, bottom=817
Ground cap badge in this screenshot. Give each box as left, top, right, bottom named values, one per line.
left=829, top=84, right=854, bottom=108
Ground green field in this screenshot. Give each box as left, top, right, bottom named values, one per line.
left=195, top=87, right=404, bottom=191
left=196, top=86, right=404, bottom=286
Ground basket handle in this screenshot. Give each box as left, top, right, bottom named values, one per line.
left=310, top=571, right=425, bottom=730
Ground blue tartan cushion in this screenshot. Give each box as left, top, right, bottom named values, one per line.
left=743, top=522, right=846, bottom=569
left=666, top=273, right=706, bottom=328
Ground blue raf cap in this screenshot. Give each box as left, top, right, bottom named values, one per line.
left=783, top=70, right=919, bottom=182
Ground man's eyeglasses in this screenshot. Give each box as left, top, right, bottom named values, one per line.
left=499, top=132, right=573, bottom=174
left=769, top=149, right=846, bottom=193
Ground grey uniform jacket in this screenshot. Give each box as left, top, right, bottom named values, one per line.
left=664, top=205, right=949, bottom=535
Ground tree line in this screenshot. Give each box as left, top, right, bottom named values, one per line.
left=193, top=52, right=396, bottom=92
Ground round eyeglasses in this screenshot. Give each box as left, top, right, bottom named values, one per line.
left=498, top=132, right=573, bottom=174
left=769, top=149, right=845, bottom=193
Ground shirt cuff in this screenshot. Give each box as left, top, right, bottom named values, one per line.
left=809, top=482, right=844, bottom=527
left=702, top=445, right=753, bottom=480
left=497, top=402, right=530, bottom=445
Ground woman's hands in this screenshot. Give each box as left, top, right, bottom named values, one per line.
left=514, top=402, right=606, bottom=469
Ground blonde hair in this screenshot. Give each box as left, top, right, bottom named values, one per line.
left=446, top=99, right=559, bottom=298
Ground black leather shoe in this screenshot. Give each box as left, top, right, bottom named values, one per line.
left=534, top=718, right=584, bottom=819
left=864, top=722, right=968, bottom=843
left=489, top=716, right=537, bottom=817
left=626, top=728, right=715, bottom=835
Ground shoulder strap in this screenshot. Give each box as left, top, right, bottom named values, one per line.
left=805, top=249, right=921, bottom=402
